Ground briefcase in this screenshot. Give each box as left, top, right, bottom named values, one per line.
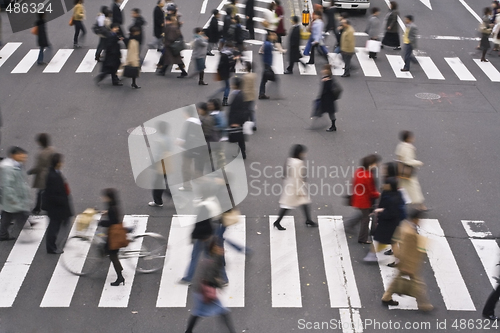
left=123, top=66, right=139, bottom=78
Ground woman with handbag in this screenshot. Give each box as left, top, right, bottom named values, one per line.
left=272, top=144, right=317, bottom=231
left=72, top=0, right=86, bottom=48
left=184, top=237, right=236, bottom=333
left=479, top=7, right=494, bottom=62
left=98, top=188, right=126, bottom=286
left=35, top=13, right=50, bottom=65
left=311, top=65, right=338, bottom=132
left=395, top=131, right=426, bottom=210
left=124, top=26, right=141, bottom=88
left=365, top=7, right=381, bottom=59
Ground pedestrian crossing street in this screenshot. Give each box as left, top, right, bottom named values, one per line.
left=0, top=214, right=498, bottom=315
left=2, top=42, right=500, bottom=82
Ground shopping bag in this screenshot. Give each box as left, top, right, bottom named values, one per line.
left=366, top=40, right=381, bottom=53
left=108, top=223, right=130, bottom=250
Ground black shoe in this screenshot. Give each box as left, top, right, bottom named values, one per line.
left=358, top=240, right=372, bottom=244
left=284, top=70, right=293, bottom=74
left=206, top=52, right=215, bottom=56
left=341, top=74, right=350, bottom=77
left=95, top=57, right=101, bottom=62
left=400, top=68, right=409, bottom=72
left=131, top=83, right=141, bottom=89
left=258, top=95, right=270, bottom=100
left=305, top=220, right=317, bottom=227
left=47, top=250, right=64, bottom=254
left=32, top=209, right=41, bottom=215
left=299, top=61, right=307, bottom=67
left=156, top=70, right=166, bottom=76
left=198, top=81, right=208, bottom=85
left=113, top=82, right=124, bottom=86
left=273, top=221, right=286, bottom=230
left=382, top=299, right=399, bottom=306
left=110, top=276, right=125, bottom=286
left=483, top=314, right=499, bottom=321
left=326, top=126, right=336, bottom=132
left=0, top=236, right=16, bottom=241
left=177, top=72, right=188, bottom=78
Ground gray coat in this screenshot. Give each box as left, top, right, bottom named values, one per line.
left=385, top=10, right=399, bottom=33
left=0, top=158, right=31, bottom=213
left=27, top=146, right=55, bottom=189
left=406, top=23, right=418, bottom=49
left=192, top=34, right=208, bottom=59
left=365, top=15, right=381, bottom=39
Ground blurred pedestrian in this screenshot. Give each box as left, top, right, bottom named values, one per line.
left=241, top=61, right=257, bottom=129
left=215, top=41, right=236, bottom=106
left=0, top=147, right=31, bottom=241
left=43, top=153, right=73, bottom=254
left=148, top=121, right=172, bottom=207
left=222, top=7, right=234, bottom=42
left=72, top=0, right=86, bottom=48
left=245, top=0, right=255, bottom=39
left=344, top=154, right=381, bottom=244
left=95, top=6, right=112, bottom=62
left=192, top=27, right=209, bottom=85
left=307, top=11, right=328, bottom=65
left=324, top=1, right=338, bottom=43
left=208, top=98, right=227, bottom=142
left=125, top=26, right=141, bottom=88
left=272, top=144, right=317, bottom=230
left=227, top=77, right=247, bottom=159
left=340, top=19, right=355, bottom=77
left=35, top=13, right=51, bottom=66
left=483, top=277, right=500, bottom=321
left=258, top=32, right=276, bottom=100
left=381, top=209, right=433, bottom=312
left=198, top=102, right=215, bottom=142
left=381, top=1, right=400, bottom=50
left=184, top=237, right=237, bottom=333
left=395, top=131, right=427, bottom=210
left=275, top=0, right=286, bottom=45
left=226, top=0, right=237, bottom=18
left=284, top=16, right=305, bottom=74
left=207, top=9, right=221, bottom=55
left=95, top=23, right=124, bottom=86
left=112, top=0, right=124, bottom=37
left=130, top=8, right=146, bottom=47
left=99, top=188, right=126, bottom=286
left=311, top=65, right=338, bottom=132
left=479, top=8, right=493, bottom=62
left=150, top=0, right=165, bottom=51
left=365, top=7, right=381, bottom=59
left=157, top=15, right=188, bottom=78
left=400, top=15, right=417, bottom=72
left=27, top=133, right=55, bottom=215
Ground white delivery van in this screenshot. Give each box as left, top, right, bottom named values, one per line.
left=322, top=0, right=370, bottom=15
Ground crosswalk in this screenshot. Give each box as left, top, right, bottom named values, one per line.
left=3, top=42, right=500, bottom=83
left=0, top=213, right=498, bottom=313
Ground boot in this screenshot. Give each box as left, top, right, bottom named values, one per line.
left=198, top=71, right=208, bottom=85
left=110, top=271, right=125, bottom=286
left=185, top=315, right=199, bottom=333
left=222, top=97, right=229, bottom=106
left=326, top=120, right=337, bottom=132
left=177, top=68, right=188, bottom=78
left=275, top=43, right=287, bottom=54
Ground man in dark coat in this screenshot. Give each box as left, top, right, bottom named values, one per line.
left=222, top=7, right=233, bottom=41
left=112, top=0, right=124, bottom=36
left=227, top=77, right=248, bottom=159
left=36, top=13, right=50, bottom=65
left=152, top=0, right=165, bottom=51
left=284, top=16, right=304, bottom=74
left=157, top=15, right=188, bottom=77
left=130, top=8, right=146, bottom=46
left=95, top=23, right=124, bottom=86
left=207, top=9, right=221, bottom=55
left=245, top=0, right=255, bottom=39
left=43, top=153, right=73, bottom=254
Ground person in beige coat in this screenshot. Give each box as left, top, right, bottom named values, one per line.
left=125, top=26, right=141, bottom=89
left=381, top=209, right=433, bottom=311
left=395, top=131, right=426, bottom=210
left=241, top=61, right=257, bottom=130
left=72, top=0, right=86, bottom=48
left=272, top=145, right=317, bottom=230
left=340, top=19, right=355, bottom=77
left=27, top=133, right=55, bottom=214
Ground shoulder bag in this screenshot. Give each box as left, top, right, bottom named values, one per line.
left=108, top=223, right=130, bottom=250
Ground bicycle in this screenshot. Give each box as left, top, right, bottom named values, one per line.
left=61, top=209, right=167, bottom=276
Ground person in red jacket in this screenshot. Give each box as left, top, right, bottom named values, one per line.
left=345, top=154, right=381, bottom=244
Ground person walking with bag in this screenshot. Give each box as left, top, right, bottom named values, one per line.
left=27, top=133, right=55, bottom=215
left=227, top=77, right=247, bottom=160
left=95, top=7, right=112, bottom=62
left=365, top=8, right=381, bottom=59
left=95, top=23, right=124, bottom=86
left=311, top=65, right=340, bottom=132
left=395, top=131, right=427, bottom=211
left=284, top=16, right=305, bottom=74
left=214, top=41, right=236, bottom=106
left=306, top=11, right=328, bottom=65
left=124, top=26, right=141, bottom=89
left=43, top=153, right=73, bottom=254
left=344, top=154, right=381, bottom=244
left=381, top=1, right=400, bottom=50
left=98, top=188, right=126, bottom=286
left=479, top=8, right=494, bottom=62
left=184, top=237, right=236, bottom=333
left=272, top=144, right=317, bottom=230
left=35, top=13, right=51, bottom=65
left=157, top=15, right=188, bottom=78
left=207, top=10, right=221, bottom=55
left=340, top=19, right=355, bottom=77
left=72, top=0, right=86, bottom=48
left=258, top=32, right=276, bottom=100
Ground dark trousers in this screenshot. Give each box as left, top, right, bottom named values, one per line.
left=73, top=20, right=86, bottom=45
left=46, top=217, right=67, bottom=252
left=274, top=205, right=312, bottom=223
left=246, top=17, right=255, bottom=39
left=152, top=188, right=172, bottom=205
left=96, top=37, right=106, bottom=59
left=403, top=43, right=415, bottom=70
left=308, top=43, right=328, bottom=64
left=341, top=52, right=354, bottom=75
left=483, top=284, right=500, bottom=316
left=97, top=65, right=120, bottom=84
left=228, top=129, right=246, bottom=159
left=109, top=251, right=123, bottom=275
left=0, top=211, right=29, bottom=239
left=259, top=65, right=273, bottom=96
left=33, top=189, right=43, bottom=213
left=345, top=208, right=371, bottom=243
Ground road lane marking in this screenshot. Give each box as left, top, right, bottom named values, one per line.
left=271, top=50, right=284, bottom=74
left=445, top=57, right=476, bottom=81
left=473, top=59, right=500, bottom=82
left=386, top=54, right=413, bottom=78
left=43, top=49, right=74, bottom=73
left=416, top=56, right=445, bottom=80
left=201, top=0, right=209, bottom=13
left=76, top=49, right=98, bottom=73
left=458, top=0, right=482, bottom=22
left=141, top=49, right=162, bottom=72
left=0, top=42, right=22, bottom=68
left=355, top=47, right=382, bottom=77
left=11, top=49, right=38, bottom=73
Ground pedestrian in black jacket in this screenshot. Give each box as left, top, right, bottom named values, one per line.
left=35, top=13, right=50, bottom=65
left=312, top=65, right=338, bottom=131
left=245, top=0, right=255, bottom=39
left=95, top=23, right=124, bottom=86
left=207, top=9, right=221, bottom=55
left=43, top=153, right=73, bottom=254
left=112, top=0, right=124, bottom=36
left=284, top=16, right=304, bottom=74
left=151, top=0, right=165, bottom=50
left=227, top=77, right=247, bottom=159
left=130, top=8, right=146, bottom=46
left=222, top=7, right=233, bottom=41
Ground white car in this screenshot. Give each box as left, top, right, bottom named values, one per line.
left=322, top=0, right=370, bottom=15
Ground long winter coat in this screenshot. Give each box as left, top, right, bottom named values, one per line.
left=153, top=6, right=164, bottom=38
left=36, top=19, right=50, bottom=48
left=288, top=25, right=301, bottom=63
left=27, top=146, right=56, bottom=189
left=43, top=168, right=73, bottom=220
left=162, top=23, right=183, bottom=66
left=392, top=220, right=426, bottom=277
left=279, top=158, right=311, bottom=209
left=373, top=190, right=405, bottom=244
left=395, top=142, right=424, bottom=204
left=208, top=16, right=221, bottom=43
left=102, top=33, right=122, bottom=71
left=0, top=158, right=31, bottom=213
left=351, top=168, right=380, bottom=209
left=125, top=38, right=140, bottom=68
left=319, top=78, right=336, bottom=115
left=385, top=10, right=399, bottom=33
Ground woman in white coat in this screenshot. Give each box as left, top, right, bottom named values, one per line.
left=395, top=131, right=426, bottom=210
left=273, top=144, right=317, bottom=230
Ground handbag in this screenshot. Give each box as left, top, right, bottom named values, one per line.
left=108, top=223, right=130, bottom=250
left=31, top=26, right=39, bottom=35
left=170, top=39, right=185, bottom=56
left=201, top=282, right=217, bottom=303
left=227, top=126, right=244, bottom=143
left=123, top=65, right=139, bottom=78
left=69, top=17, right=74, bottom=26
left=396, top=161, right=414, bottom=180
left=242, top=121, right=254, bottom=135
left=311, top=98, right=322, bottom=117
left=264, top=66, right=276, bottom=82
left=222, top=208, right=240, bottom=227
left=366, top=39, right=381, bottom=53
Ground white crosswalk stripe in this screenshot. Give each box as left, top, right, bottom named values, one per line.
left=0, top=42, right=22, bottom=68
left=76, top=49, right=98, bottom=73
left=416, top=56, right=445, bottom=80
left=386, top=54, right=413, bottom=78
left=355, top=47, right=381, bottom=77
left=141, top=49, right=162, bottom=73
left=44, top=49, right=74, bottom=73
left=474, top=59, right=500, bottom=82
left=445, top=57, right=476, bottom=81
left=11, top=49, right=38, bottom=73
left=0, top=214, right=499, bottom=310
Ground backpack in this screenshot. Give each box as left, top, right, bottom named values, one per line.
left=227, top=23, right=236, bottom=41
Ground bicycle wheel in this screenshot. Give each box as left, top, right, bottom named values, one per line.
left=61, top=236, right=105, bottom=276
left=125, top=233, right=167, bottom=273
